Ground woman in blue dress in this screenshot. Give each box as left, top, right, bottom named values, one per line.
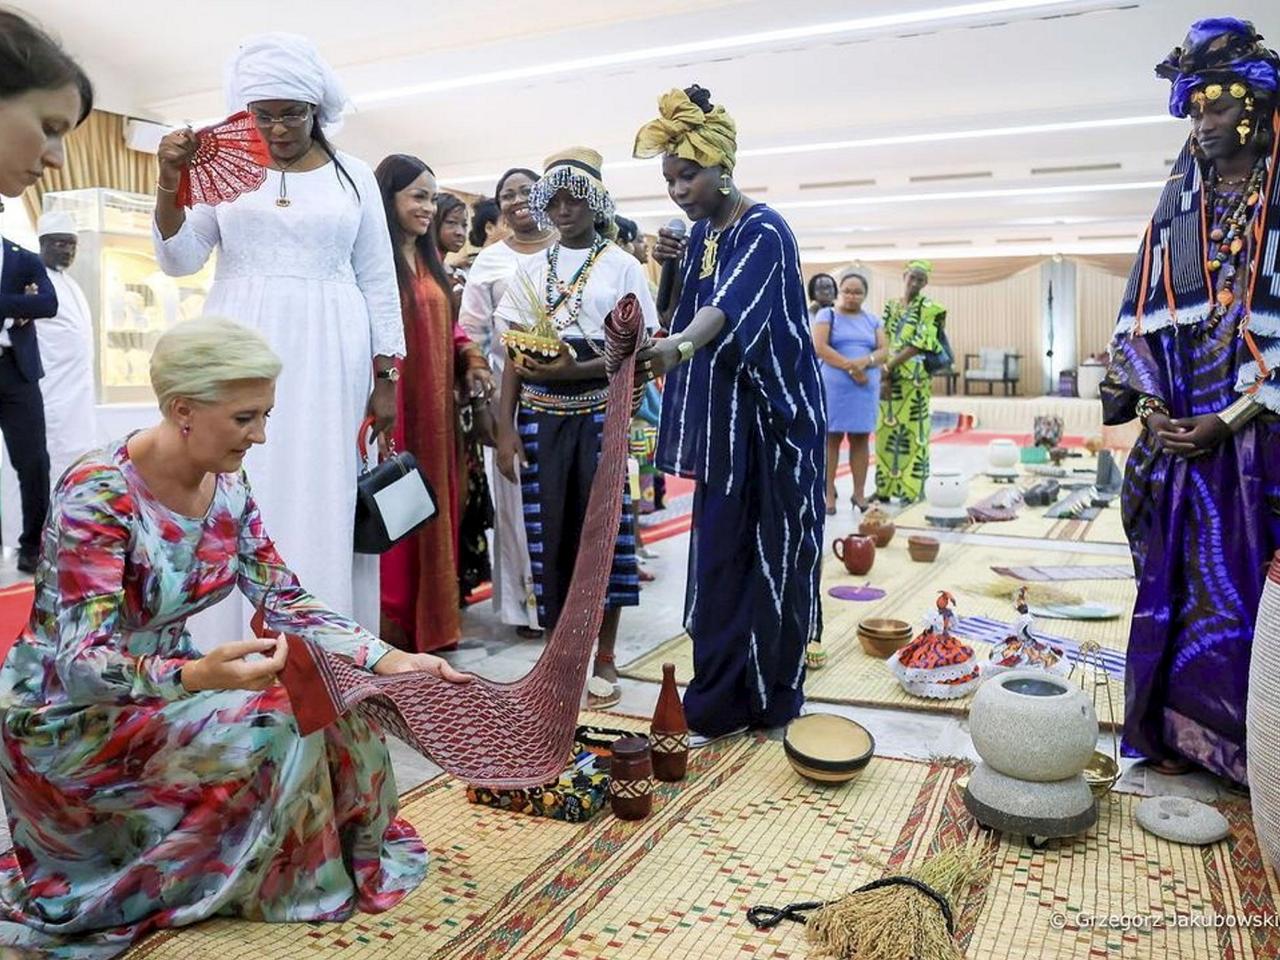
left=811, top=270, right=887, bottom=514
left=634, top=85, right=827, bottom=744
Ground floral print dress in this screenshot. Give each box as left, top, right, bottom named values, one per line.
left=0, top=439, right=426, bottom=959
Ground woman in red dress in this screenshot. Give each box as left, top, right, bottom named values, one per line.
left=374, top=154, right=493, bottom=652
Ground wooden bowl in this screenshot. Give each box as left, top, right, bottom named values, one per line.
left=907, top=535, right=940, bottom=563
left=858, top=630, right=912, bottom=659
left=858, top=617, right=912, bottom=638
left=784, top=713, right=875, bottom=784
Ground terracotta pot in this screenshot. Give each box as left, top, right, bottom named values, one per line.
left=907, top=535, right=940, bottom=563
left=833, top=534, right=876, bottom=576
left=858, top=518, right=896, bottom=548
left=608, top=736, right=654, bottom=820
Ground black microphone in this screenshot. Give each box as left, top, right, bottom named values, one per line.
left=656, top=217, right=686, bottom=314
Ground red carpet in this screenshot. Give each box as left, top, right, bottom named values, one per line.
left=0, top=582, right=34, bottom=665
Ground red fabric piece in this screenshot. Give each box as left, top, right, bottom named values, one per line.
left=280, top=294, right=647, bottom=789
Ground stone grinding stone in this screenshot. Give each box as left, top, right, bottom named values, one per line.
left=963, top=762, right=1097, bottom=839
left=1135, top=796, right=1230, bottom=846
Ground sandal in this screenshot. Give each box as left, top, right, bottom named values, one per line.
left=515, top=626, right=544, bottom=640
left=1147, top=758, right=1195, bottom=776
left=587, top=652, right=621, bottom=709
left=586, top=674, right=622, bottom=709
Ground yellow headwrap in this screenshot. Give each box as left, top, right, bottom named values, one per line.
left=632, top=88, right=738, bottom=174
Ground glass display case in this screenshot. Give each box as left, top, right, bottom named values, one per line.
left=41, top=188, right=215, bottom=404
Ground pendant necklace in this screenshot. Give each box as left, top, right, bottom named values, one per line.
left=274, top=147, right=312, bottom=208
left=700, top=191, right=747, bottom=280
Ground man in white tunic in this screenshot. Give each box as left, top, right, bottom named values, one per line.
left=36, top=212, right=97, bottom=486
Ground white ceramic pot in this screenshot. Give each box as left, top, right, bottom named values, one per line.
left=1248, top=556, right=1280, bottom=868
left=925, top=470, right=969, bottom=510
left=1077, top=363, right=1107, bottom=400
left=988, top=439, right=1020, bottom=471
left=969, top=670, right=1098, bottom=782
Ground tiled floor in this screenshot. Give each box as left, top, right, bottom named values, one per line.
left=0, top=441, right=1235, bottom=855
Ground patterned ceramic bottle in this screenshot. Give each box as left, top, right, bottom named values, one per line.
left=650, top=663, right=689, bottom=781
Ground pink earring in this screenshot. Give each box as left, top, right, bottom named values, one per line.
left=181, top=424, right=191, bottom=437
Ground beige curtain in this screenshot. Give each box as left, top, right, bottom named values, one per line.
left=806, top=255, right=1047, bottom=287
left=844, top=264, right=1045, bottom=394
left=1076, top=264, right=1129, bottom=361
left=1069, top=253, right=1134, bottom=279
left=22, top=111, right=156, bottom=223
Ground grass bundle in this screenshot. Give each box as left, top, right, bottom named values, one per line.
left=803, top=839, right=991, bottom=960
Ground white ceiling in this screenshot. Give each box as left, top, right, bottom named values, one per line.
left=20, top=0, right=1275, bottom=262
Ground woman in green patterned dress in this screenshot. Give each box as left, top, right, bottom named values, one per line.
left=874, top=260, right=946, bottom=503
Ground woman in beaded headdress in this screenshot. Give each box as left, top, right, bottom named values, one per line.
left=492, top=147, right=658, bottom=709
left=1101, top=18, right=1280, bottom=783
left=874, top=260, right=946, bottom=504
left=633, top=85, right=826, bottom=744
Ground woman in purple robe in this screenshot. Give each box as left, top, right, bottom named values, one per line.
left=1102, top=18, right=1280, bottom=784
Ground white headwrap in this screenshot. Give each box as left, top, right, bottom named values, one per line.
left=224, top=33, right=349, bottom=133
left=36, top=211, right=77, bottom=237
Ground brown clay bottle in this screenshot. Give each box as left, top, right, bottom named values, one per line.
left=650, top=662, right=690, bottom=781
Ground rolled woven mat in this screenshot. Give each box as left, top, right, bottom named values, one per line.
left=277, top=294, right=648, bottom=790
left=1248, top=551, right=1280, bottom=869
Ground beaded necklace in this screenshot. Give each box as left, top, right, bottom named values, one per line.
left=1204, top=159, right=1266, bottom=329
left=544, top=236, right=608, bottom=331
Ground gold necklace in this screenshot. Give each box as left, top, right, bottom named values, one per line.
left=700, top=192, right=747, bottom=279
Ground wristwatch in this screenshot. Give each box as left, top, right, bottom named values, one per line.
left=674, top=339, right=696, bottom=362
left=375, top=367, right=401, bottom=383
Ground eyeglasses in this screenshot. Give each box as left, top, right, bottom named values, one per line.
left=250, top=109, right=311, bottom=128
left=499, top=185, right=533, bottom=203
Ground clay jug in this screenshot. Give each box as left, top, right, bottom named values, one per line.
left=833, top=534, right=875, bottom=575
left=651, top=663, right=690, bottom=782
left=609, top=737, right=654, bottom=820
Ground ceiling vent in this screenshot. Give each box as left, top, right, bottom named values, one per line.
left=908, top=171, right=993, bottom=183
left=1030, top=162, right=1122, bottom=175
left=799, top=178, right=876, bottom=190
left=997, top=236, right=1052, bottom=243
left=1079, top=233, right=1136, bottom=241
left=920, top=239, right=973, bottom=247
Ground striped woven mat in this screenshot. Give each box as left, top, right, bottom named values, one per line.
left=621, top=541, right=1134, bottom=726
left=127, top=716, right=1279, bottom=959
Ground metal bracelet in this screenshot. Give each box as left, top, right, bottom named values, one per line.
left=1216, top=394, right=1262, bottom=432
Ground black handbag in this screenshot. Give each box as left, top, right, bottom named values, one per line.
left=922, top=327, right=955, bottom=375
left=354, top=418, right=438, bottom=555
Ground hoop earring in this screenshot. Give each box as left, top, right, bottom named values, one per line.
left=1189, top=135, right=1205, bottom=160
left=719, top=173, right=733, bottom=196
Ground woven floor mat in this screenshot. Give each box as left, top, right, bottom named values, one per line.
left=621, top=542, right=1133, bottom=725
left=128, top=729, right=1278, bottom=959
left=891, top=465, right=1130, bottom=545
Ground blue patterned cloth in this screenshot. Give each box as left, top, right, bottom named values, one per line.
left=657, top=204, right=826, bottom=730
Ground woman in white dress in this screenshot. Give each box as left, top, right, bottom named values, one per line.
left=152, top=33, right=403, bottom=634
left=458, top=168, right=557, bottom=638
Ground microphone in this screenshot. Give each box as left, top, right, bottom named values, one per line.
left=656, top=217, right=686, bottom=315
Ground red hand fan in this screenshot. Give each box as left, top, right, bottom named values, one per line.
left=176, top=111, right=272, bottom=209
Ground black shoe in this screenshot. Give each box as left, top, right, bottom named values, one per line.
left=16, top=553, right=37, bottom=575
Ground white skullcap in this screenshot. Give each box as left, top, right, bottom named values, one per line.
left=37, top=211, right=76, bottom=237
left=224, top=32, right=349, bottom=133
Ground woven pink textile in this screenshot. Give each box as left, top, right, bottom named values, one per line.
left=278, top=294, right=647, bottom=788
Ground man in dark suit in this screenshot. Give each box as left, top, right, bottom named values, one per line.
left=0, top=237, right=56, bottom=574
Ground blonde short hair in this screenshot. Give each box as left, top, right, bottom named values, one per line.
left=150, top=316, right=282, bottom=415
